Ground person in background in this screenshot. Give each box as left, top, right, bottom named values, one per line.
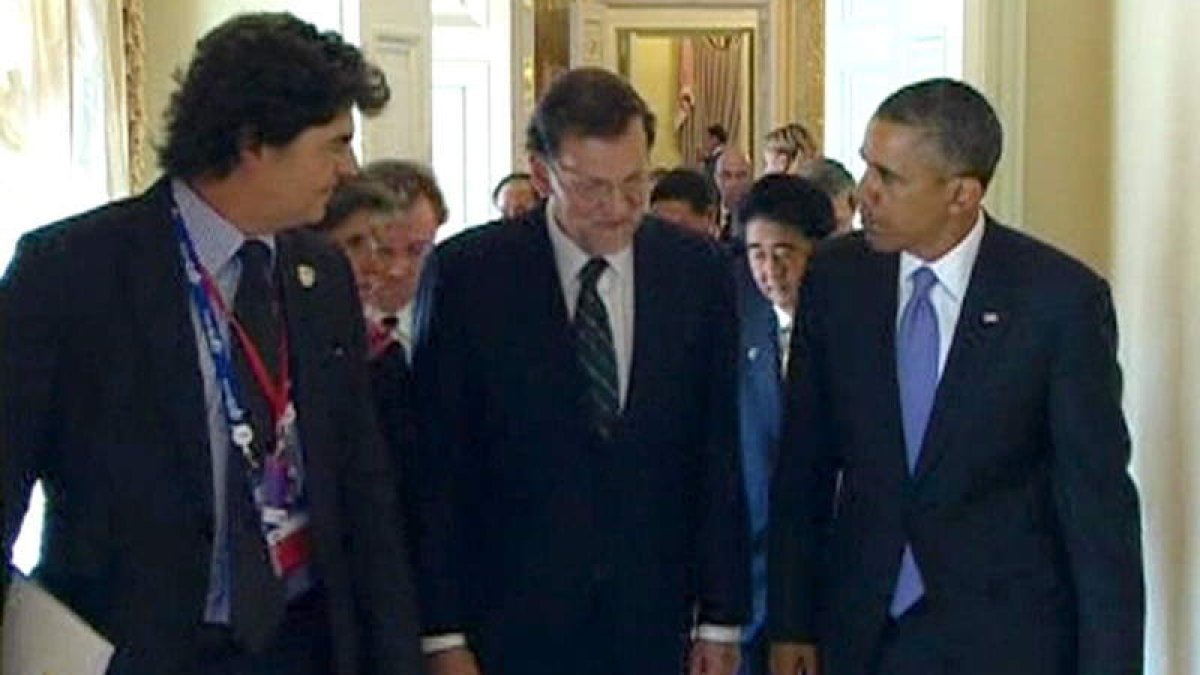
left=308, top=179, right=419, bottom=529
left=769, top=78, right=1144, bottom=675
left=491, top=171, right=541, bottom=221
left=414, top=66, right=749, bottom=675
left=762, top=123, right=818, bottom=176
left=649, top=166, right=719, bottom=238
left=715, top=146, right=754, bottom=241
left=1, top=12, right=422, bottom=674
left=733, top=174, right=834, bottom=675
left=308, top=176, right=395, bottom=319
left=701, top=123, right=729, bottom=183
left=794, top=157, right=859, bottom=235
left=361, top=159, right=447, bottom=361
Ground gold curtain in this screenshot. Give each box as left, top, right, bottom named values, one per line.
left=123, top=0, right=146, bottom=190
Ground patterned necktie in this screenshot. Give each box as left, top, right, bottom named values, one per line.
left=891, top=265, right=939, bottom=617
left=573, top=257, right=619, bottom=440
left=228, top=240, right=286, bottom=650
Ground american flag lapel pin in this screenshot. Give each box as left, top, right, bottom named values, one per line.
left=981, top=310, right=1001, bottom=326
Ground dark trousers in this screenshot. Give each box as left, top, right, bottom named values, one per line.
left=197, top=589, right=333, bottom=675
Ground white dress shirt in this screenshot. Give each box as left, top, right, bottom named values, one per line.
left=773, top=304, right=794, bottom=376
left=546, top=205, right=635, bottom=407
left=896, top=210, right=987, bottom=378
left=366, top=302, right=415, bottom=362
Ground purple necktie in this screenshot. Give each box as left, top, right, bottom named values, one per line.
left=891, top=266, right=939, bottom=617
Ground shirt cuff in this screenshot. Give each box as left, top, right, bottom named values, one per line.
left=694, top=623, right=742, bottom=644
left=421, top=633, right=467, bottom=654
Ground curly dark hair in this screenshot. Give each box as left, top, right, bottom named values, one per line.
left=158, top=12, right=390, bottom=179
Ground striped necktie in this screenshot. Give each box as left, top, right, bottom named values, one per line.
left=573, top=257, right=619, bottom=440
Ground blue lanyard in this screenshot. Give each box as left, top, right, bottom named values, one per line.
left=169, top=203, right=260, bottom=465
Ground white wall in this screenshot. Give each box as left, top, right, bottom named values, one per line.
left=1113, top=1, right=1200, bottom=673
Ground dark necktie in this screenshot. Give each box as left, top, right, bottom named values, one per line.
left=228, top=240, right=286, bottom=650
left=891, top=266, right=939, bottom=617
left=573, top=258, right=619, bottom=440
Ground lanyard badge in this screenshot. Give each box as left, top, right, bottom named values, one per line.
left=171, top=203, right=312, bottom=579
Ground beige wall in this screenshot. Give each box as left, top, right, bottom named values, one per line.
left=1021, top=0, right=1113, bottom=274
left=1025, top=2, right=1200, bottom=672
left=628, top=36, right=683, bottom=169
left=140, top=1, right=344, bottom=187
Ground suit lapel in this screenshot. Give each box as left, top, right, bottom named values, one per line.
left=127, top=182, right=213, bottom=516
left=914, top=220, right=1015, bottom=480
left=623, top=222, right=672, bottom=431
left=275, top=234, right=331, bottom=458
left=519, top=214, right=587, bottom=429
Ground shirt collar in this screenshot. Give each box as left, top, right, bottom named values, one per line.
left=545, top=198, right=634, bottom=284
left=898, top=209, right=986, bottom=302
left=171, top=178, right=274, bottom=275
left=773, top=304, right=793, bottom=333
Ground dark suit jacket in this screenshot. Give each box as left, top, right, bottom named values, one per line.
left=412, top=210, right=750, bottom=674
left=1, top=181, right=424, bottom=675
left=734, top=252, right=781, bottom=654
left=369, top=341, right=418, bottom=551
left=769, top=220, right=1144, bottom=675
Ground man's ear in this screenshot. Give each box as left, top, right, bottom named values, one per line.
left=236, top=127, right=265, bottom=167
left=947, top=176, right=984, bottom=216
left=529, top=154, right=553, bottom=197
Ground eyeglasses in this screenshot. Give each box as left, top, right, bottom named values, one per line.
left=545, top=160, right=651, bottom=208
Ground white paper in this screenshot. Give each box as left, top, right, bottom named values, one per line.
left=3, top=573, right=114, bottom=675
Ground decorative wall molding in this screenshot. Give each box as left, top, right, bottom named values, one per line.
left=364, top=27, right=430, bottom=162
left=433, top=0, right=490, bottom=28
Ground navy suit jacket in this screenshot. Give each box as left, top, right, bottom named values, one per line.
left=734, top=252, right=781, bottom=650
left=769, top=220, right=1144, bottom=675
left=413, top=209, right=750, bottom=674
left=1, top=181, right=423, bottom=675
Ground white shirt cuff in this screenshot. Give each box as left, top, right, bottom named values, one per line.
left=694, top=623, right=742, bottom=644
left=421, top=633, right=467, bottom=654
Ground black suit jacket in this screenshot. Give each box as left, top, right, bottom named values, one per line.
left=412, top=210, right=750, bottom=674
left=1, top=181, right=424, bottom=675
left=370, top=342, right=419, bottom=551
left=769, top=219, right=1144, bottom=675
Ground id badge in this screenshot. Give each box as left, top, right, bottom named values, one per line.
left=267, top=510, right=313, bottom=577
left=262, top=454, right=294, bottom=507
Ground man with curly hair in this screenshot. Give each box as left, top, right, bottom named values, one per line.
left=2, top=13, right=422, bottom=674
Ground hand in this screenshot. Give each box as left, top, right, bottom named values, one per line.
left=770, top=642, right=819, bottom=675
left=427, top=646, right=482, bottom=675
left=688, top=639, right=740, bottom=675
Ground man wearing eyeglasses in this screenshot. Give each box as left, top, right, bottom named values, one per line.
left=412, top=67, right=750, bottom=675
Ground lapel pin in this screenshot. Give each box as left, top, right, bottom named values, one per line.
left=748, top=346, right=760, bottom=361
left=981, top=311, right=1001, bottom=326
left=296, top=264, right=317, bottom=289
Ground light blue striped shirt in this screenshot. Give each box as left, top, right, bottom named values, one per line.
left=170, top=179, right=276, bottom=624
